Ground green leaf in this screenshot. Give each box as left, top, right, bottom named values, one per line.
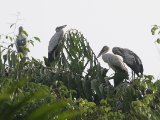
left=58, top=110, right=79, bottom=120
left=9, top=36, right=13, bottom=41
left=7, top=50, right=12, bottom=67
left=34, top=37, right=41, bottom=42
left=11, top=51, right=16, bottom=68
left=27, top=101, right=67, bottom=120
left=156, top=38, right=160, bottom=44
left=23, top=47, right=30, bottom=52
left=8, top=44, right=13, bottom=48
left=10, top=23, right=15, bottom=28
left=29, top=40, right=34, bottom=46
left=22, top=30, right=28, bottom=37
left=151, top=25, right=159, bottom=35
left=19, top=52, right=24, bottom=58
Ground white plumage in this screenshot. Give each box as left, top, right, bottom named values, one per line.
left=48, top=30, right=63, bottom=52
left=97, top=46, right=128, bottom=74
left=102, top=53, right=128, bottom=73
left=48, top=25, right=67, bottom=62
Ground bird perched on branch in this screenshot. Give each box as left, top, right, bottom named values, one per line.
left=48, top=25, right=67, bottom=62
left=97, top=46, right=128, bottom=86
left=112, top=47, right=143, bottom=78
left=15, top=26, right=28, bottom=59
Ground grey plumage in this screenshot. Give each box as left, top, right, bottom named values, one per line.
left=48, top=25, right=67, bottom=62
left=112, top=47, right=143, bottom=77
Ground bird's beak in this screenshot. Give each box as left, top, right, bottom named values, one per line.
left=97, top=50, right=103, bottom=58
left=97, top=53, right=101, bottom=58
left=61, top=25, right=67, bottom=28
left=97, top=48, right=106, bottom=58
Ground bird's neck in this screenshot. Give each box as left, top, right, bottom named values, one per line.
left=102, top=53, right=107, bottom=59
left=56, top=29, right=63, bottom=32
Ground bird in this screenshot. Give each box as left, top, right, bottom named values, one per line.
left=15, top=26, right=28, bottom=59
left=48, top=25, right=67, bottom=62
left=112, top=47, right=143, bottom=78
left=97, top=46, right=128, bottom=86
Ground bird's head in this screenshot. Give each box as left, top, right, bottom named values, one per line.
left=112, top=47, right=123, bottom=56
left=19, top=26, right=23, bottom=34
left=97, top=46, right=109, bottom=58
left=55, top=25, right=67, bottom=32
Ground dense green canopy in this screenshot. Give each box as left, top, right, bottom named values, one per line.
left=0, top=25, right=160, bottom=120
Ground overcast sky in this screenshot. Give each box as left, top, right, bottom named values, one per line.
left=0, top=0, right=160, bottom=78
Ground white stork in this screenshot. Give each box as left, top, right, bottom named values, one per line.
left=15, top=26, right=28, bottom=58
left=48, top=25, right=67, bottom=62
left=112, top=47, right=143, bottom=78
left=97, top=46, right=128, bottom=86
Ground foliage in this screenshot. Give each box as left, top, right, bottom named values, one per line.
left=0, top=24, right=160, bottom=120
left=151, top=25, right=160, bottom=44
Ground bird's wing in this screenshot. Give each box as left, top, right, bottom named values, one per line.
left=104, top=54, right=128, bottom=73
left=124, top=49, right=143, bottom=74
left=16, top=34, right=27, bottom=53
left=123, top=53, right=135, bottom=67
left=124, top=48, right=142, bottom=64
left=48, top=31, right=63, bottom=53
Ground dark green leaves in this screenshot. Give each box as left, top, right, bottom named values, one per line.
left=156, top=38, right=160, bottom=44
left=34, top=37, right=41, bottom=42
left=10, top=23, right=15, bottom=28
left=151, top=25, right=159, bottom=35
left=151, top=25, right=160, bottom=44
left=22, top=30, right=28, bottom=37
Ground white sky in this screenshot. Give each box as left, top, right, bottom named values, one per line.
left=0, top=0, right=160, bottom=78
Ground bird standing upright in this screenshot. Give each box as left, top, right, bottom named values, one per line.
left=15, top=26, right=28, bottom=58
left=97, top=46, right=128, bottom=86
left=48, top=25, right=67, bottom=62
left=112, top=47, right=143, bottom=78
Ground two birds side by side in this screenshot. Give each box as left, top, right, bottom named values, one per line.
left=97, top=46, right=143, bottom=86
left=16, top=25, right=67, bottom=64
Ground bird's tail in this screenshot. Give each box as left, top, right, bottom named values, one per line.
left=140, top=64, right=144, bottom=75
left=48, top=52, right=54, bottom=62
left=44, top=57, right=50, bottom=67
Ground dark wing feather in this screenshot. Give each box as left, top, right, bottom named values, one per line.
left=16, top=38, right=27, bottom=53
left=123, top=48, right=143, bottom=76
left=133, top=53, right=143, bottom=75
left=48, top=44, right=58, bottom=62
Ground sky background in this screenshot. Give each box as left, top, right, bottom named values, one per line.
left=0, top=0, right=160, bottom=78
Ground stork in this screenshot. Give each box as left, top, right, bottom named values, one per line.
left=97, top=46, right=128, bottom=86
left=15, top=26, right=28, bottom=58
left=48, top=25, right=67, bottom=62
left=112, top=47, right=143, bottom=78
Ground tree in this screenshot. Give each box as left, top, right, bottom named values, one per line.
left=0, top=24, right=160, bottom=120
